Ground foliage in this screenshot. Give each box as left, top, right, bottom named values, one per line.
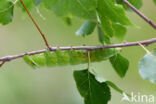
left=116, top=0, right=143, bottom=10
left=76, top=20, right=96, bottom=36
left=0, top=0, right=14, bottom=25
left=0, top=0, right=156, bottom=104
left=74, top=69, right=111, bottom=104
left=110, top=54, right=129, bottom=78
left=153, top=0, right=156, bottom=5
left=139, top=49, right=156, bottom=83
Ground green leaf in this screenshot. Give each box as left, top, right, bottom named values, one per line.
left=33, top=0, right=42, bottom=5
left=17, top=0, right=34, bottom=11
left=105, top=81, right=130, bottom=97
left=112, top=23, right=127, bottom=42
left=116, top=0, right=143, bottom=10
left=0, top=0, right=14, bottom=25
left=97, top=26, right=111, bottom=45
left=106, top=81, right=123, bottom=94
left=74, top=69, right=111, bottom=104
left=43, top=0, right=97, bottom=19
left=98, top=20, right=127, bottom=42
left=23, top=55, right=38, bottom=69
left=97, top=0, right=133, bottom=26
left=76, top=20, right=96, bottom=36
left=97, top=0, right=132, bottom=38
left=62, top=17, right=72, bottom=26
left=139, top=49, right=156, bottom=83
left=44, top=51, right=57, bottom=67
left=99, top=16, right=114, bottom=37
left=109, top=54, right=129, bottom=78
left=153, top=0, right=156, bottom=5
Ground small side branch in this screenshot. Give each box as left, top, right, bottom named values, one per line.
left=122, top=0, right=156, bottom=29
left=19, top=0, right=50, bottom=49
left=0, top=38, right=156, bottom=62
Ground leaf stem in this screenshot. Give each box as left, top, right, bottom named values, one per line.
left=19, top=0, right=50, bottom=49
left=87, top=51, right=91, bottom=70
left=87, top=51, right=92, bottom=98
left=122, top=0, right=156, bottom=29
left=138, top=43, right=155, bottom=58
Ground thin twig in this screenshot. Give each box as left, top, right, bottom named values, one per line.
left=19, top=0, right=50, bottom=49
left=122, top=0, right=156, bottom=29
left=1, top=38, right=156, bottom=62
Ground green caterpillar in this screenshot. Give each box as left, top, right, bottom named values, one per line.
left=23, top=48, right=120, bottom=68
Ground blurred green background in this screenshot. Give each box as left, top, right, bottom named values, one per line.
left=0, top=0, right=156, bottom=104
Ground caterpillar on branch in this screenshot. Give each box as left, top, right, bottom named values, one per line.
left=23, top=48, right=120, bottom=68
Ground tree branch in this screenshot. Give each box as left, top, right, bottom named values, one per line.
left=19, top=0, right=50, bottom=49
left=0, top=38, right=156, bottom=63
left=1, top=0, right=156, bottom=66
left=122, top=0, right=156, bottom=29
